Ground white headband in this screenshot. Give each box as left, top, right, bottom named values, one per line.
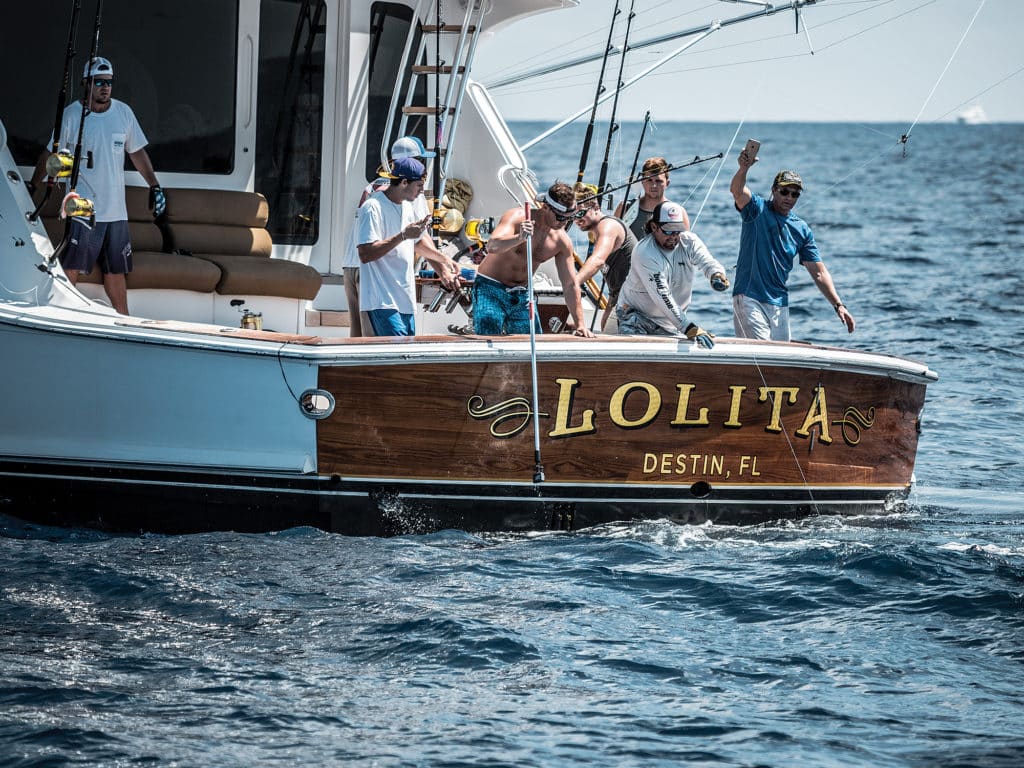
left=537, top=192, right=570, bottom=213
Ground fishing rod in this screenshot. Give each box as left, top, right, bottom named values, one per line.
left=30, top=0, right=82, bottom=223
left=619, top=110, right=651, bottom=219
left=576, top=0, right=620, bottom=186
left=595, top=0, right=637, bottom=210
left=576, top=152, right=723, bottom=209
left=585, top=107, right=648, bottom=333
left=52, top=0, right=104, bottom=263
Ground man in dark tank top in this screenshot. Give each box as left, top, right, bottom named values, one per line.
left=574, top=183, right=638, bottom=332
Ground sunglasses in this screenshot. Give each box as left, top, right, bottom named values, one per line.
left=776, top=187, right=801, bottom=199
left=550, top=207, right=583, bottom=223
left=93, top=78, right=113, bottom=87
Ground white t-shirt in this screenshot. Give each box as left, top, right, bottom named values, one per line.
left=344, top=185, right=427, bottom=269
left=52, top=99, right=148, bottom=222
left=617, top=231, right=724, bottom=334
left=357, top=190, right=426, bottom=314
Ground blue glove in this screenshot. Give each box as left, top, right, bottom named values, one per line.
left=685, top=323, right=715, bottom=349
left=710, top=272, right=729, bottom=292
left=149, top=185, right=166, bottom=218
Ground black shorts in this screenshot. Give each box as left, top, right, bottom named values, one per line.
left=61, top=219, right=133, bottom=275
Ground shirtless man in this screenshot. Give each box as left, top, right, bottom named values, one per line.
left=472, top=182, right=595, bottom=337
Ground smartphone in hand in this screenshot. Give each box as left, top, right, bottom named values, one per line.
left=742, top=138, right=760, bottom=162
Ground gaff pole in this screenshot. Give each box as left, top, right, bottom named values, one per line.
left=523, top=201, right=545, bottom=484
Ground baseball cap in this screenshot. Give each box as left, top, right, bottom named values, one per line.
left=384, top=156, right=426, bottom=181
left=84, top=57, right=113, bottom=79
left=651, top=201, right=688, bottom=233
left=773, top=170, right=803, bottom=189
left=391, top=136, right=436, bottom=159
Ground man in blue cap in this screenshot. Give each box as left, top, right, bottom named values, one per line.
left=356, top=157, right=457, bottom=336
left=730, top=147, right=855, bottom=341
left=343, top=135, right=451, bottom=336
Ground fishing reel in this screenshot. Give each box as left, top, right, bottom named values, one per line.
left=60, top=192, right=95, bottom=225
left=45, top=150, right=74, bottom=179
left=230, top=299, right=262, bottom=330
left=464, top=217, right=494, bottom=245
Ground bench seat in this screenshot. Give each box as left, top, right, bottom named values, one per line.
left=35, top=185, right=322, bottom=308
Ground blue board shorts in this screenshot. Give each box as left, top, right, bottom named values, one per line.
left=368, top=308, right=415, bottom=337
left=61, top=219, right=133, bottom=275
left=472, top=274, right=541, bottom=335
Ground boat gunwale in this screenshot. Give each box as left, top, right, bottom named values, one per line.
left=0, top=304, right=938, bottom=384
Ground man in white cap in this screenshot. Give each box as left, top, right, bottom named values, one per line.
left=730, top=148, right=855, bottom=341
left=31, top=56, right=164, bottom=315
left=614, top=201, right=719, bottom=348
left=342, top=135, right=454, bottom=336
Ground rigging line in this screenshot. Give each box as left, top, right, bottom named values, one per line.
left=690, top=62, right=766, bottom=230
left=904, top=0, right=987, bottom=139
left=620, top=0, right=930, bottom=81
left=753, top=357, right=821, bottom=515
left=589, top=0, right=933, bottom=88
left=932, top=64, right=1024, bottom=122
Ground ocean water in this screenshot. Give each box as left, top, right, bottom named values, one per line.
left=2, top=122, right=1023, bottom=766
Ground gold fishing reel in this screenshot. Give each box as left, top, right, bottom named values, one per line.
left=45, top=150, right=74, bottom=179
left=464, top=217, right=494, bottom=245
left=61, top=192, right=95, bottom=221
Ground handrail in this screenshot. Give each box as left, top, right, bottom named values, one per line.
left=440, top=1, right=488, bottom=179
left=380, top=0, right=425, bottom=171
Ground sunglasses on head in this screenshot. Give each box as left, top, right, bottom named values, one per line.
left=776, top=187, right=801, bottom=199
left=92, top=78, right=113, bottom=87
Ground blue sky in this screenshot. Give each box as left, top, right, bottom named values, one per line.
left=475, top=0, right=1023, bottom=123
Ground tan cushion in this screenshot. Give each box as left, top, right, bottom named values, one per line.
left=165, top=223, right=272, bottom=258
left=77, top=250, right=222, bottom=292
left=163, top=188, right=269, bottom=228
left=195, top=254, right=322, bottom=300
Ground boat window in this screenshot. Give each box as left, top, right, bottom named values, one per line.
left=367, top=3, right=427, bottom=181
left=255, top=0, right=327, bottom=246
left=2, top=0, right=236, bottom=175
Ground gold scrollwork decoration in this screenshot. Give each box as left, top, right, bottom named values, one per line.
left=832, top=406, right=876, bottom=446
left=467, top=395, right=548, bottom=438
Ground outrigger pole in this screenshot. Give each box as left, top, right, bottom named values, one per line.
left=52, top=0, right=104, bottom=263
left=576, top=0, right=620, bottom=186
left=30, top=0, right=82, bottom=223
left=520, top=23, right=719, bottom=152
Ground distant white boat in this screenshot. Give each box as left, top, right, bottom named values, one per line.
left=957, top=104, right=989, bottom=125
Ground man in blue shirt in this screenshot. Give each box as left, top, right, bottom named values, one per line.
left=729, top=148, right=855, bottom=341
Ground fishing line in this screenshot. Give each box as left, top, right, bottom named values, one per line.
left=903, top=0, right=987, bottom=141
